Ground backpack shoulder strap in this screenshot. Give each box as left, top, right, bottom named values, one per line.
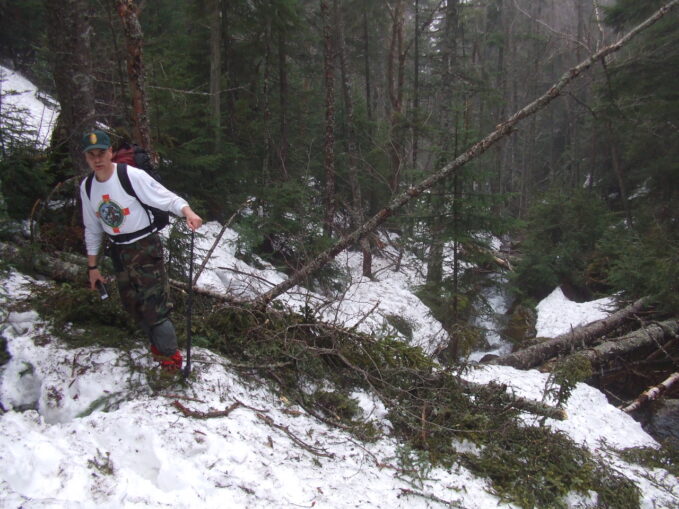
left=116, top=163, right=138, bottom=200
left=85, top=172, right=94, bottom=200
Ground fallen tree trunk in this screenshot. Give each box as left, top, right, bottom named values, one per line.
left=567, top=320, right=679, bottom=371
left=622, top=372, right=679, bottom=414
left=487, top=297, right=648, bottom=370
left=250, top=0, right=679, bottom=309
left=0, top=240, right=240, bottom=304
left=0, top=241, right=85, bottom=285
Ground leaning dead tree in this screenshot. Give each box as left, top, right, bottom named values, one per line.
left=250, top=0, right=679, bottom=309
left=488, top=298, right=648, bottom=370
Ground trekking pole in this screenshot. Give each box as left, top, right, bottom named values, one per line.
left=183, top=229, right=195, bottom=379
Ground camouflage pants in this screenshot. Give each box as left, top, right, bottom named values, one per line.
left=112, top=233, right=176, bottom=352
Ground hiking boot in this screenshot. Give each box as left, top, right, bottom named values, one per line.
left=150, top=344, right=183, bottom=371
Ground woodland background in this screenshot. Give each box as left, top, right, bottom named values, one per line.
left=1, top=3, right=679, bottom=505
left=0, top=0, right=677, bottom=359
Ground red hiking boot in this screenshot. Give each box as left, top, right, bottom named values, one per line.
left=150, top=345, right=183, bottom=371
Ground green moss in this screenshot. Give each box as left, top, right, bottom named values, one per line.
left=503, top=304, right=537, bottom=346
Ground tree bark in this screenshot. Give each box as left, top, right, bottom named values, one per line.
left=386, top=0, right=406, bottom=193
left=278, top=29, right=289, bottom=178
left=623, top=371, right=679, bottom=414
left=335, top=0, right=371, bottom=278
left=567, top=320, right=679, bottom=371
left=488, top=297, right=648, bottom=369
left=46, top=0, right=96, bottom=175
left=321, top=0, right=336, bottom=238
left=362, top=10, right=372, bottom=123
left=209, top=0, right=222, bottom=151
left=250, top=0, right=679, bottom=309
left=115, top=0, right=153, bottom=158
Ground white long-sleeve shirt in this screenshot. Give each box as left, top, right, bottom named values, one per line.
left=80, top=165, right=189, bottom=256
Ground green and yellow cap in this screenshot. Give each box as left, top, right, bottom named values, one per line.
left=81, top=130, right=111, bottom=152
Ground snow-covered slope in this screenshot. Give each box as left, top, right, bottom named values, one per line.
left=0, top=65, right=58, bottom=148
left=1, top=259, right=678, bottom=508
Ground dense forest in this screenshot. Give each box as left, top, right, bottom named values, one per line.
left=0, top=1, right=678, bottom=378
left=1, top=2, right=679, bottom=506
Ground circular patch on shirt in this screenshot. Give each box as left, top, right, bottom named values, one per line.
left=98, top=200, right=126, bottom=228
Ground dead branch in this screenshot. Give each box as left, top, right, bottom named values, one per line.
left=251, top=0, right=679, bottom=309
left=399, top=488, right=466, bottom=508
left=623, top=372, right=679, bottom=414
left=255, top=412, right=334, bottom=458
left=192, top=197, right=255, bottom=285
left=173, top=400, right=242, bottom=419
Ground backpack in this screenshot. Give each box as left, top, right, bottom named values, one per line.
left=85, top=145, right=170, bottom=243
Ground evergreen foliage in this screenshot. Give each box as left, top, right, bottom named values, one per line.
left=27, top=279, right=645, bottom=508
left=511, top=188, right=613, bottom=302
left=0, top=145, right=52, bottom=220
left=590, top=0, right=679, bottom=313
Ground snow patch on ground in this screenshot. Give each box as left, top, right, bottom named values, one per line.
left=2, top=266, right=678, bottom=508
left=0, top=65, right=58, bottom=148
left=536, top=287, right=615, bottom=338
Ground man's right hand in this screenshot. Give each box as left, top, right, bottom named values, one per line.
left=88, top=268, right=106, bottom=290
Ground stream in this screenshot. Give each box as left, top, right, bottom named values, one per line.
left=467, top=273, right=514, bottom=363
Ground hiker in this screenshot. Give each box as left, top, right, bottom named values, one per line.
left=79, top=129, right=202, bottom=370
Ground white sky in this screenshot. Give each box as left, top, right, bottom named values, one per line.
left=1, top=66, right=677, bottom=509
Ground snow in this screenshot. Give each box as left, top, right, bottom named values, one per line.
left=192, top=223, right=449, bottom=355
left=536, top=287, right=615, bottom=338
left=2, top=245, right=679, bottom=508
left=0, top=65, right=59, bottom=148
left=1, top=65, right=678, bottom=509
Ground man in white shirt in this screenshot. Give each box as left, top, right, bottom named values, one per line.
left=80, top=129, right=202, bottom=371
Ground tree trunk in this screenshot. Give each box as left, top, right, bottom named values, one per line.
left=115, top=0, right=153, bottom=158
left=489, top=297, right=649, bottom=370
left=412, top=0, right=420, bottom=170
left=362, top=11, right=372, bottom=123
left=426, top=0, right=459, bottom=287
left=566, top=320, right=679, bottom=371
left=209, top=0, right=222, bottom=151
left=335, top=0, right=371, bottom=277
left=262, top=14, right=272, bottom=181
left=278, top=30, right=289, bottom=178
left=321, top=0, right=336, bottom=238
left=250, top=1, right=679, bottom=309
left=46, top=0, right=96, bottom=175
left=386, top=0, right=406, bottom=194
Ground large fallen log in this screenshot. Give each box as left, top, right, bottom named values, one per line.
left=487, top=297, right=648, bottom=370
left=567, top=320, right=679, bottom=371
left=0, top=241, right=85, bottom=284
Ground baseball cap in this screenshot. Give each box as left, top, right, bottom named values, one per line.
left=82, top=130, right=111, bottom=152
